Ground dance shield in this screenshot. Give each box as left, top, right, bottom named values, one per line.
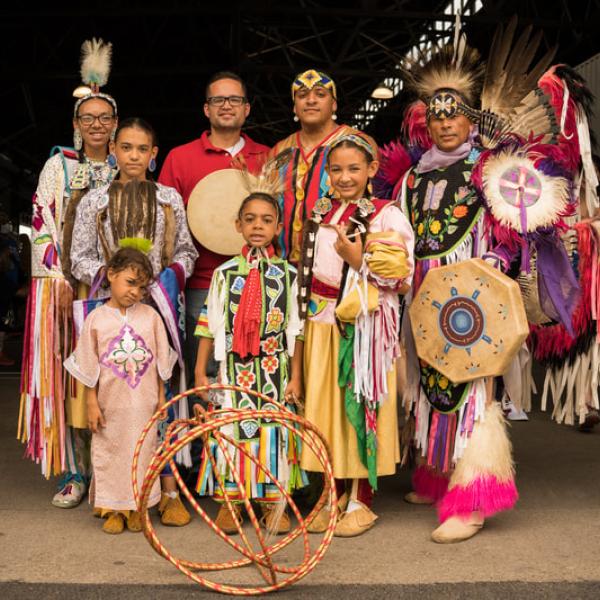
left=409, top=258, right=528, bottom=383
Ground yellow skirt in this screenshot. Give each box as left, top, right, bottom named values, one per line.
left=66, top=282, right=90, bottom=429
left=301, top=320, right=399, bottom=479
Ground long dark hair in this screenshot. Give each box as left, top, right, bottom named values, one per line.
left=298, top=138, right=375, bottom=335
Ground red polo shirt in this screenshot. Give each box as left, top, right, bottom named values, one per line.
left=159, top=130, right=269, bottom=289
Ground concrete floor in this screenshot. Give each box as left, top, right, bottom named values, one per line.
left=1, top=348, right=600, bottom=597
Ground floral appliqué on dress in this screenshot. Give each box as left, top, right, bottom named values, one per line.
left=100, top=324, right=154, bottom=389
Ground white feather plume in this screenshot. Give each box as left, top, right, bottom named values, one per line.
left=80, top=38, right=112, bottom=87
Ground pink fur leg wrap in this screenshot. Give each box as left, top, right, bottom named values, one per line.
left=412, top=465, right=449, bottom=502
left=437, top=476, right=518, bottom=523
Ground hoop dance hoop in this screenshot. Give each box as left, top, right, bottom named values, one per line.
left=132, top=384, right=337, bottom=595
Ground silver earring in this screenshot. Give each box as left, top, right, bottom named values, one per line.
left=332, top=114, right=338, bottom=121
left=148, top=158, right=157, bottom=173
left=293, top=115, right=299, bottom=122
left=73, top=129, right=82, bottom=151
left=110, top=128, right=116, bottom=142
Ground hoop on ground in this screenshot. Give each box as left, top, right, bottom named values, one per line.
left=132, top=384, right=337, bottom=595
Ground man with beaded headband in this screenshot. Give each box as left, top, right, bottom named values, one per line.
left=19, top=39, right=119, bottom=508
left=379, top=17, right=594, bottom=543
left=270, top=69, right=374, bottom=263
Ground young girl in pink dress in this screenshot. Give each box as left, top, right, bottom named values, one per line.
left=65, top=247, right=177, bottom=534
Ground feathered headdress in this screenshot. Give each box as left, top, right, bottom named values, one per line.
left=239, top=156, right=286, bottom=203
left=73, top=38, right=118, bottom=117
left=402, top=12, right=485, bottom=126
left=404, top=43, right=484, bottom=109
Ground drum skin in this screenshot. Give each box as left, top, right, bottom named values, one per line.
left=187, top=169, right=247, bottom=255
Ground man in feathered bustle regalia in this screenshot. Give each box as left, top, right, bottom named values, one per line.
left=378, top=17, right=597, bottom=543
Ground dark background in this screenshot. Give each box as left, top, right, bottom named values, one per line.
left=2, top=0, right=599, bottom=221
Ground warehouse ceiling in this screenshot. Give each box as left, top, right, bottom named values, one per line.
left=2, top=0, right=600, bottom=215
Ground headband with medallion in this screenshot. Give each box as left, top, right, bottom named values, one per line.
left=291, top=69, right=337, bottom=100
left=427, top=88, right=481, bottom=122
left=403, top=42, right=484, bottom=123
left=73, top=38, right=118, bottom=118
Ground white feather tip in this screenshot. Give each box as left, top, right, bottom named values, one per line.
left=80, top=38, right=113, bottom=88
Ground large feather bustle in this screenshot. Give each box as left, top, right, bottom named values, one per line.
left=479, top=16, right=558, bottom=148
left=482, top=150, right=570, bottom=232
left=80, top=38, right=112, bottom=88
left=403, top=44, right=484, bottom=106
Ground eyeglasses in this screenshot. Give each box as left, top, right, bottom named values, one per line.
left=77, top=113, right=115, bottom=126
left=206, top=96, right=246, bottom=107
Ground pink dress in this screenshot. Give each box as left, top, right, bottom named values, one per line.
left=64, top=303, right=177, bottom=511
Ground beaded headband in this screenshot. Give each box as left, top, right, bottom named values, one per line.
left=329, top=133, right=376, bottom=161
left=426, top=89, right=479, bottom=123
left=291, top=69, right=337, bottom=100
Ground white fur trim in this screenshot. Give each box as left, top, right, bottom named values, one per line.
left=449, top=402, right=514, bottom=488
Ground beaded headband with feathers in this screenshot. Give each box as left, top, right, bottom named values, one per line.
left=74, top=38, right=118, bottom=117
left=401, top=15, right=560, bottom=149
left=403, top=43, right=484, bottom=108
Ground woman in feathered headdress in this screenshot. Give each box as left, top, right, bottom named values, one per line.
left=19, top=38, right=119, bottom=510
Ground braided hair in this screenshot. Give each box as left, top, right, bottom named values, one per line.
left=298, top=137, right=376, bottom=335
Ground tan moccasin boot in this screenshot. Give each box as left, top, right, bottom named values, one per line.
left=102, top=512, right=125, bottom=535
left=334, top=501, right=378, bottom=538
left=260, top=504, right=291, bottom=535
left=306, top=492, right=348, bottom=534
left=127, top=510, right=143, bottom=532
left=215, top=504, right=243, bottom=534
left=431, top=512, right=484, bottom=544
left=159, top=493, right=191, bottom=527
left=404, top=491, right=435, bottom=505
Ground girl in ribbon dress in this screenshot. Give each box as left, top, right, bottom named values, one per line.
left=65, top=248, right=177, bottom=534
left=71, top=117, right=197, bottom=527
left=194, top=191, right=306, bottom=535
left=299, top=134, right=413, bottom=537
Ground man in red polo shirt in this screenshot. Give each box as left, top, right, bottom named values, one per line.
left=159, top=71, right=269, bottom=383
